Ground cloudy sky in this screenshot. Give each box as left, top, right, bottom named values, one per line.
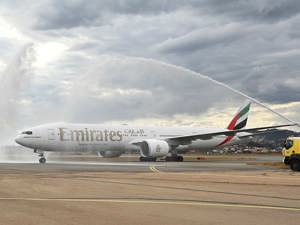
left=0, top=0, right=299, bottom=142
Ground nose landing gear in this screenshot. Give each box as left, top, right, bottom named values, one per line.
left=165, top=148, right=184, bottom=162
left=39, top=156, right=46, bottom=164
left=34, top=149, right=46, bottom=164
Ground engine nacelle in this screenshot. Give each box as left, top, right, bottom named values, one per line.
left=140, top=139, right=170, bottom=157
left=99, top=150, right=123, bottom=158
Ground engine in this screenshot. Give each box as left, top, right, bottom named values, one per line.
left=99, top=150, right=123, bottom=158
left=140, top=139, right=170, bottom=157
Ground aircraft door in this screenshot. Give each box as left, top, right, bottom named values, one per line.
left=48, top=129, right=56, bottom=141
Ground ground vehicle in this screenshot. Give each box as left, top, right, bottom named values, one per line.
left=282, top=137, right=300, bottom=171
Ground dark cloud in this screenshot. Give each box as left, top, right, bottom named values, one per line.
left=31, top=0, right=300, bottom=30
left=196, top=0, right=300, bottom=23
left=155, top=23, right=245, bottom=53
left=33, top=0, right=184, bottom=30
left=257, top=86, right=300, bottom=104
left=34, top=1, right=101, bottom=30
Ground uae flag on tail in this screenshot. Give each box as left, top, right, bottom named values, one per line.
left=227, top=101, right=251, bottom=130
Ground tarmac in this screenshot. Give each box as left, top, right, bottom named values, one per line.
left=0, top=155, right=299, bottom=225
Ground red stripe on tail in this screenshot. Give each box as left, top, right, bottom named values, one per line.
left=217, top=135, right=234, bottom=147
left=227, top=112, right=240, bottom=130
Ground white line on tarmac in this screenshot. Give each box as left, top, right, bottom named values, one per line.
left=0, top=197, right=299, bottom=211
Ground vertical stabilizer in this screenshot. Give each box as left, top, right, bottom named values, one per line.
left=227, top=101, right=251, bottom=130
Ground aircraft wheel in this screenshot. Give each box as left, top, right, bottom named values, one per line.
left=140, top=157, right=156, bottom=162
left=139, top=156, right=146, bottom=162
left=39, top=157, right=46, bottom=164
left=177, top=156, right=184, bottom=162
left=165, top=156, right=173, bottom=161
left=166, top=155, right=183, bottom=162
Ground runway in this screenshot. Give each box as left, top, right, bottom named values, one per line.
left=0, top=157, right=299, bottom=225
left=0, top=157, right=272, bottom=174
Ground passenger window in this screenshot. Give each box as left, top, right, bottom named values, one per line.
left=284, top=140, right=293, bottom=149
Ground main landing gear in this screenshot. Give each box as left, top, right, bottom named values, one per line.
left=34, top=149, right=46, bottom=164
left=139, top=155, right=184, bottom=162
left=165, top=155, right=184, bottom=162
left=165, top=147, right=184, bottom=162
left=139, top=156, right=157, bottom=162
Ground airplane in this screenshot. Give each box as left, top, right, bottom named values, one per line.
left=15, top=101, right=296, bottom=163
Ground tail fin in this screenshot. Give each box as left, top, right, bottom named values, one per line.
left=227, top=101, right=251, bottom=130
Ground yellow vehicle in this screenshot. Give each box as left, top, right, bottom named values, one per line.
left=282, top=137, right=300, bottom=171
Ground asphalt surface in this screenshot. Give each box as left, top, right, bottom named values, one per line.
left=0, top=160, right=268, bottom=174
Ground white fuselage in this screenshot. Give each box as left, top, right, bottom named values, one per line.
left=15, top=122, right=241, bottom=154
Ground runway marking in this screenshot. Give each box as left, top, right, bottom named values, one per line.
left=149, top=166, right=160, bottom=173
left=0, top=197, right=299, bottom=211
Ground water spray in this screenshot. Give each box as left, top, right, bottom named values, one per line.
left=0, top=44, right=35, bottom=143
left=134, top=57, right=299, bottom=127
left=197, top=74, right=299, bottom=126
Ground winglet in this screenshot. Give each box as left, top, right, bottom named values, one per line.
left=227, top=101, right=251, bottom=130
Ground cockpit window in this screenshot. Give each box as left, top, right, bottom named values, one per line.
left=21, top=131, right=33, bottom=135
left=284, top=139, right=293, bottom=149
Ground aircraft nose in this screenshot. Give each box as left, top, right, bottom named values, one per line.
left=15, top=135, right=23, bottom=145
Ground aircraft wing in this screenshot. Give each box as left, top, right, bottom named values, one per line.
left=236, top=129, right=283, bottom=139
left=166, top=124, right=297, bottom=145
